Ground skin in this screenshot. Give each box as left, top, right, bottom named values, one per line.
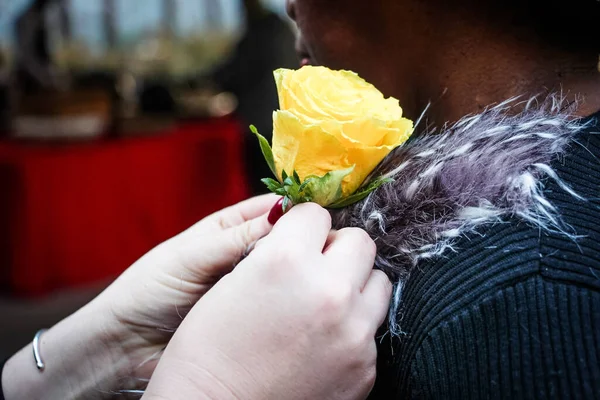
left=2, top=198, right=391, bottom=400
left=287, top=0, right=600, bottom=124
left=144, top=204, right=392, bottom=400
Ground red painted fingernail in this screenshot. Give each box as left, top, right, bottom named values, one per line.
left=268, top=198, right=285, bottom=225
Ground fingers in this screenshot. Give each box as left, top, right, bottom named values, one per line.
left=160, top=197, right=279, bottom=288
left=194, top=194, right=280, bottom=233
left=268, top=203, right=332, bottom=251
left=361, top=269, right=393, bottom=333
left=191, top=213, right=274, bottom=275
left=227, top=214, right=274, bottom=260
left=324, top=228, right=389, bottom=334
left=324, top=228, right=377, bottom=288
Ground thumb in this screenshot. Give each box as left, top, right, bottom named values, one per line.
left=224, top=213, right=274, bottom=264
left=176, top=213, right=273, bottom=281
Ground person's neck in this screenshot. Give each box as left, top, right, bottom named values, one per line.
left=391, top=17, right=600, bottom=125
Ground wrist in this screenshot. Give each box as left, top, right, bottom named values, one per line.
left=1, top=301, right=144, bottom=400
left=143, top=356, right=243, bottom=400
left=144, top=322, right=258, bottom=400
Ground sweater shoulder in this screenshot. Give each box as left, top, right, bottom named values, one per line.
left=400, top=128, right=600, bottom=325
left=369, top=129, right=600, bottom=399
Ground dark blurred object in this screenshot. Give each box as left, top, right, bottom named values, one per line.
left=14, top=0, right=57, bottom=93
left=115, top=71, right=177, bottom=137
left=211, top=0, right=298, bottom=195
left=162, top=0, right=176, bottom=38
left=0, top=49, right=10, bottom=134
left=58, top=0, right=71, bottom=40
left=0, top=86, right=9, bottom=134
left=130, top=80, right=178, bottom=135
left=103, top=0, right=117, bottom=48
left=176, top=77, right=238, bottom=120
left=140, top=80, right=177, bottom=115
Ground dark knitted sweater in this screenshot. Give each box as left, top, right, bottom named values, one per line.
left=370, top=117, right=600, bottom=399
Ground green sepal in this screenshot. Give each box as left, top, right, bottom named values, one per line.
left=304, top=166, right=355, bottom=207
left=284, top=176, right=294, bottom=187
left=282, top=196, right=292, bottom=212
left=298, top=178, right=313, bottom=194
left=261, top=178, right=283, bottom=193
left=293, top=170, right=302, bottom=185
left=328, top=176, right=393, bottom=209
left=260, top=168, right=312, bottom=208
left=260, top=165, right=391, bottom=210
left=250, top=125, right=278, bottom=179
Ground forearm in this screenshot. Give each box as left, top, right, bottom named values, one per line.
left=142, top=363, right=234, bottom=400
left=142, top=312, right=251, bottom=400
left=1, top=301, right=140, bottom=400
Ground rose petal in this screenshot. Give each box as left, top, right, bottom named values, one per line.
left=273, top=111, right=350, bottom=182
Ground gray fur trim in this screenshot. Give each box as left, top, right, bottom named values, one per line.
left=331, top=96, right=589, bottom=336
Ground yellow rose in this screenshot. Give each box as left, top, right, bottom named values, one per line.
left=272, top=66, right=413, bottom=197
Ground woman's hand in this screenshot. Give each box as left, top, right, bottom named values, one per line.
left=2, top=195, right=279, bottom=400
left=98, top=194, right=279, bottom=372
left=144, top=203, right=393, bottom=400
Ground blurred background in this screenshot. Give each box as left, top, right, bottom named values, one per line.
left=0, top=0, right=297, bottom=355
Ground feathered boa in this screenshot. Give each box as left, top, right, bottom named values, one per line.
left=332, top=97, right=588, bottom=335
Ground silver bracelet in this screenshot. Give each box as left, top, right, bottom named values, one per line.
left=32, top=329, right=48, bottom=371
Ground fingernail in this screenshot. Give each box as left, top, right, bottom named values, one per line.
left=268, top=197, right=285, bottom=225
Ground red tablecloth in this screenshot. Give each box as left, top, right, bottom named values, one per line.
left=0, top=118, right=250, bottom=297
